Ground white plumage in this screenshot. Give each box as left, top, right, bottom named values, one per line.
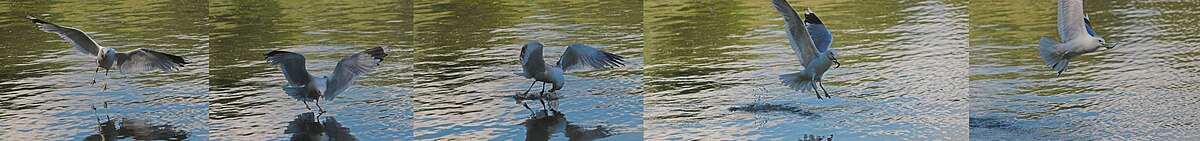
left=772, top=0, right=842, bottom=99
left=1039, top=0, right=1116, bottom=75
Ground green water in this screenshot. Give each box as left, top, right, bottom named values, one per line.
left=969, top=0, right=1200, bottom=140
left=0, top=0, right=210, bottom=140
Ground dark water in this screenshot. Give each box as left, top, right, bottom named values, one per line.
left=0, top=0, right=210, bottom=140
left=207, top=0, right=412, bottom=140
left=644, top=0, right=968, bottom=140
left=969, top=0, right=1200, bottom=140
left=412, top=0, right=644, bottom=140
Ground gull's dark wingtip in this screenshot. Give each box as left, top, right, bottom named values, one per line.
left=603, top=52, right=626, bottom=67
left=264, top=50, right=293, bottom=57
left=362, top=47, right=387, bottom=61
left=27, top=16, right=51, bottom=24
left=803, top=9, right=823, bottom=25
left=165, top=53, right=189, bottom=65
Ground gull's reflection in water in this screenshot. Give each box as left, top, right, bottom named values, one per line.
left=83, top=106, right=189, bottom=141
left=522, top=110, right=614, bottom=141
left=285, top=112, right=357, bottom=141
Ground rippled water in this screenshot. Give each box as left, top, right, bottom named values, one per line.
left=12, top=0, right=1198, bottom=140
left=208, top=0, right=412, bottom=140
left=412, top=0, right=644, bottom=140
left=644, top=0, right=968, bottom=140
left=0, top=0, right=210, bottom=140
left=969, top=0, right=1200, bottom=140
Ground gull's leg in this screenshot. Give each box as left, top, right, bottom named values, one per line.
left=101, top=69, right=110, bottom=91
left=818, top=81, right=830, bottom=98
left=522, top=81, right=537, bottom=95
left=519, top=83, right=538, bottom=114
left=316, top=100, right=325, bottom=113
left=539, top=83, right=548, bottom=112
left=811, top=82, right=821, bottom=99
left=92, top=65, right=99, bottom=86
left=302, top=100, right=312, bottom=110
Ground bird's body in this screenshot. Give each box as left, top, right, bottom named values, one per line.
left=517, top=42, right=625, bottom=113
left=772, top=0, right=841, bottom=99
left=1039, top=0, right=1115, bottom=75
left=28, top=16, right=189, bottom=90
left=265, top=47, right=387, bottom=112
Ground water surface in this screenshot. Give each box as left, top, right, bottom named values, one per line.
left=644, top=0, right=968, bottom=140
left=208, top=0, right=413, bottom=140
left=969, top=0, right=1200, bottom=140
left=412, top=0, right=644, bottom=140
left=0, top=0, right=209, bottom=140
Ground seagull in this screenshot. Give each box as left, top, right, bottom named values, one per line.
left=517, top=42, right=625, bottom=113
left=28, top=16, right=189, bottom=90
left=265, top=47, right=386, bottom=113
left=1039, top=0, right=1117, bottom=75
left=772, top=0, right=841, bottom=99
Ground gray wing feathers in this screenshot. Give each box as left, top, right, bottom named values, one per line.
left=265, top=51, right=314, bottom=87
left=772, top=0, right=819, bottom=66
left=804, top=10, right=833, bottom=53
left=1057, top=0, right=1088, bottom=42
left=115, top=48, right=188, bottom=73
left=28, top=17, right=101, bottom=56
left=325, top=47, right=387, bottom=100
left=556, top=44, right=625, bottom=72
left=520, top=42, right=548, bottom=78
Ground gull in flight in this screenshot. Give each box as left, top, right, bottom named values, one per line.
left=265, top=47, right=386, bottom=113
left=28, top=16, right=189, bottom=90
left=772, top=0, right=841, bottom=99
left=1039, top=0, right=1117, bottom=75
left=517, top=42, right=625, bottom=113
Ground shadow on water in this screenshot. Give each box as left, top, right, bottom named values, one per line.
left=728, top=103, right=820, bottom=118
left=84, top=107, right=189, bottom=141
left=285, top=112, right=357, bottom=141
left=522, top=110, right=615, bottom=141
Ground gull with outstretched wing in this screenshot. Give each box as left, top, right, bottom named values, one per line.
left=1039, top=0, right=1117, bottom=75
left=517, top=42, right=625, bottom=113
left=265, top=47, right=387, bottom=113
left=28, top=16, right=189, bottom=90
left=772, top=0, right=842, bottom=99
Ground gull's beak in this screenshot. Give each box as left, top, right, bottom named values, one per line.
left=1105, top=42, right=1118, bottom=49
left=832, top=58, right=841, bottom=68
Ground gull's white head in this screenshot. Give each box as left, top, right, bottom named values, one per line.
left=1094, top=37, right=1116, bottom=49
left=1085, top=36, right=1112, bottom=50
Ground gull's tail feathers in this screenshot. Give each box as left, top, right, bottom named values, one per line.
left=780, top=72, right=816, bottom=92
left=1038, top=37, right=1069, bottom=74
